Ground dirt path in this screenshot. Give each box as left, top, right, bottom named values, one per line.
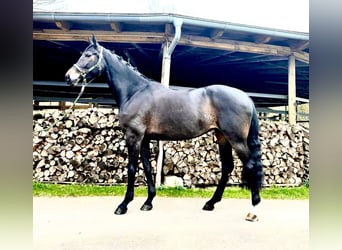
left=33, top=196, right=308, bottom=250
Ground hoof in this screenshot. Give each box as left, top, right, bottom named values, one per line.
left=245, top=212, right=259, bottom=222
left=202, top=203, right=215, bottom=211
left=140, top=204, right=153, bottom=211
left=114, top=206, right=127, bottom=215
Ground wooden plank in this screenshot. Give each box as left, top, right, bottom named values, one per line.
left=179, top=35, right=292, bottom=56
left=224, top=55, right=287, bottom=65
left=194, top=51, right=234, bottom=65
left=33, top=30, right=296, bottom=56
left=33, top=30, right=165, bottom=43
left=293, top=51, right=309, bottom=64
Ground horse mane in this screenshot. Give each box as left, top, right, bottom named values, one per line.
left=110, top=49, right=152, bottom=81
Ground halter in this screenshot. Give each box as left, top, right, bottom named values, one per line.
left=71, top=46, right=104, bottom=109
left=73, top=46, right=104, bottom=84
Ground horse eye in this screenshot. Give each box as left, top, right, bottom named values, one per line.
left=84, top=52, right=92, bottom=57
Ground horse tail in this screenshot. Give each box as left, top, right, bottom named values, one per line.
left=242, top=105, right=263, bottom=190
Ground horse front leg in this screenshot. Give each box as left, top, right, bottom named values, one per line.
left=114, top=132, right=142, bottom=215
left=140, top=138, right=156, bottom=211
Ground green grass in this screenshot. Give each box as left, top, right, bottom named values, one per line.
left=33, top=182, right=309, bottom=200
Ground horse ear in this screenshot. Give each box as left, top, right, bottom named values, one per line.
left=90, top=35, right=98, bottom=47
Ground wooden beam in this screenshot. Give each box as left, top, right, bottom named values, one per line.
left=33, top=29, right=303, bottom=57
left=132, top=43, right=153, bottom=59
left=225, top=55, right=288, bottom=65
left=33, top=30, right=165, bottom=43
left=194, top=51, right=234, bottom=65
left=110, top=22, right=121, bottom=32
left=161, top=41, right=171, bottom=86
left=293, top=51, right=309, bottom=64
left=288, top=54, right=297, bottom=125
left=55, top=21, right=70, bottom=31
left=290, top=40, right=309, bottom=51
left=210, top=29, right=224, bottom=40
left=171, top=46, right=197, bottom=58
left=179, top=35, right=293, bottom=56
left=254, top=35, right=272, bottom=44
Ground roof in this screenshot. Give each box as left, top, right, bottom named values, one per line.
left=33, top=12, right=309, bottom=107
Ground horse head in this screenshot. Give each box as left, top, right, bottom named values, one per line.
left=65, top=35, right=105, bottom=86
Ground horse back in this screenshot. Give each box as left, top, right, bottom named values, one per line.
left=119, top=83, right=253, bottom=140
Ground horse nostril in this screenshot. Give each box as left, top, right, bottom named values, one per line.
left=65, top=74, right=70, bottom=83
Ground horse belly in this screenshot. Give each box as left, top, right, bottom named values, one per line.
left=146, top=107, right=217, bottom=140
left=144, top=89, right=217, bottom=140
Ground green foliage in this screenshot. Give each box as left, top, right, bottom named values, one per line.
left=33, top=182, right=309, bottom=199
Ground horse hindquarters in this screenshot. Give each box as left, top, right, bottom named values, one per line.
left=208, top=86, right=263, bottom=199
left=219, top=107, right=262, bottom=221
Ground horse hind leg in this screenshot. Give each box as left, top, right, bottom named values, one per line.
left=203, top=130, right=234, bottom=211
left=234, top=133, right=263, bottom=221
left=243, top=111, right=263, bottom=204
left=243, top=150, right=263, bottom=222
left=242, top=139, right=262, bottom=205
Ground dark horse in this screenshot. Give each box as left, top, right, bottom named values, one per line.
left=65, top=36, right=263, bottom=221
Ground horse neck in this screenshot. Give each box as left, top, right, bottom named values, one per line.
left=102, top=48, right=148, bottom=107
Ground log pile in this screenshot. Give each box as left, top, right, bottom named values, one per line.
left=33, top=108, right=309, bottom=187
left=259, top=122, right=309, bottom=186
left=32, top=108, right=151, bottom=185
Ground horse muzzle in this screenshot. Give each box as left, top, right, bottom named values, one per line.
left=65, top=67, right=83, bottom=86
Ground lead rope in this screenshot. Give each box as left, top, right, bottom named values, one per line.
left=41, top=80, right=88, bottom=132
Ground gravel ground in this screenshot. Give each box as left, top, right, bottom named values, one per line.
left=33, top=196, right=308, bottom=250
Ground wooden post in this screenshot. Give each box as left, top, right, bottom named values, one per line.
left=288, top=54, right=297, bottom=125
left=59, top=101, right=66, bottom=110
left=161, top=42, right=171, bottom=86
left=155, top=19, right=182, bottom=187
left=155, top=41, right=171, bottom=188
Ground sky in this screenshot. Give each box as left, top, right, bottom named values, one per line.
left=34, top=0, right=309, bottom=32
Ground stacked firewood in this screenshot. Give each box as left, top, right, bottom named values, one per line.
left=33, top=108, right=309, bottom=187
left=259, top=122, right=309, bottom=186
left=33, top=108, right=154, bottom=185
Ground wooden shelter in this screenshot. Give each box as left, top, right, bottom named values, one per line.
left=33, top=12, right=309, bottom=123
left=33, top=12, right=309, bottom=186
